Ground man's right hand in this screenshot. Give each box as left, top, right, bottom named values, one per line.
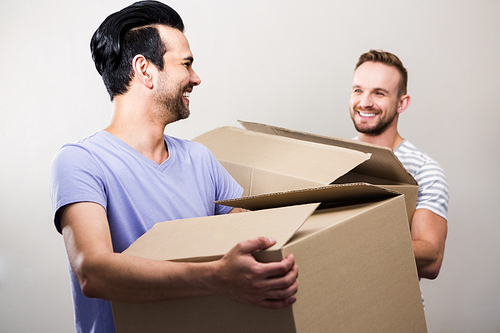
left=212, top=237, right=299, bottom=309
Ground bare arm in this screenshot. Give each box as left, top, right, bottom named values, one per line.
left=411, top=208, right=448, bottom=279
left=59, top=202, right=298, bottom=308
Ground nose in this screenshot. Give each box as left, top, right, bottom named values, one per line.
left=190, top=68, right=201, bottom=86
left=359, top=92, right=373, bottom=109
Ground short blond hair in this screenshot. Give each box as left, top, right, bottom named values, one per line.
left=355, top=50, right=408, bottom=96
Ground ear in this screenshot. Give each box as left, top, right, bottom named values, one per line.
left=397, top=94, right=411, bottom=114
left=132, top=55, right=154, bottom=89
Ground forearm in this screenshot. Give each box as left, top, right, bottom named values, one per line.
left=59, top=203, right=217, bottom=302
left=410, top=208, right=448, bottom=280
left=61, top=203, right=297, bottom=308
left=75, top=239, right=298, bottom=308
left=412, top=239, right=443, bottom=279
left=76, top=252, right=218, bottom=302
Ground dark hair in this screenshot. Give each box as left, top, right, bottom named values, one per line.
left=90, top=1, right=184, bottom=100
left=355, top=50, right=408, bottom=96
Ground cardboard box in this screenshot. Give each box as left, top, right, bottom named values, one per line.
left=112, top=122, right=426, bottom=332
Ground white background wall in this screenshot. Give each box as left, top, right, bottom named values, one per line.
left=1, top=0, right=499, bottom=332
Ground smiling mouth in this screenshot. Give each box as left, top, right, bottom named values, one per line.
left=183, top=91, right=190, bottom=99
left=358, top=110, right=377, bottom=118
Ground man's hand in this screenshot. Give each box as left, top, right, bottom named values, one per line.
left=213, top=237, right=298, bottom=309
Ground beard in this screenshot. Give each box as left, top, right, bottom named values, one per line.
left=155, top=76, right=192, bottom=122
left=164, top=84, right=191, bottom=121
left=351, top=107, right=398, bottom=136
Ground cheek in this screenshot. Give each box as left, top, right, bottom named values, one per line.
left=349, top=98, right=358, bottom=110
left=178, top=69, right=191, bottom=83
left=382, top=101, right=396, bottom=113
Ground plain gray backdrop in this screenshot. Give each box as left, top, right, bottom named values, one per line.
left=1, top=0, right=499, bottom=332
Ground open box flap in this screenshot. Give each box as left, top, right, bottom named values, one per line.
left=122, top=203, right=320, bottom=262
left=217, top=183, right=400, bottom=211
left=193, top=126, right=371, bottom=188
left=238, top=120, right=417, bottom=186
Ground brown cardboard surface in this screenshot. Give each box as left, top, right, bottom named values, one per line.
left=122, top=203, right=320, bottom=262
left=113, top=295, right=297, bottom=333
left=238, top=120, right=416, bottom=185
left=284, top=196, right=426, bottom=332
left=112, top=195, right=426, bottom=333
left=193, top=126, right=371, bottom=195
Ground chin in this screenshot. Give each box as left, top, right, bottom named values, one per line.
left=179, top=110, right=190, bottom=120
left=355, top=124, right=379, bottom=135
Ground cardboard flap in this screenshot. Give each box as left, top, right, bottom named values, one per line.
left=193, top=126, right=371, bottom=187
left=218, top=160, right=327, bottom=197
left=217, top=183, right=399, bottom=211
left=122, top=203, right=321, bottom=262
left=238, top=120, right=417, bottom=185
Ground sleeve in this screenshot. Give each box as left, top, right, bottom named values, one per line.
left=205, top=148, right=243, bottom=215
left=414, top=160, right=449, bottom=220
left=49, top=144, right=108, bottom=233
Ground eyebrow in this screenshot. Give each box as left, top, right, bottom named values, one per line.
left=373, top=87, right=390, bottom=94
left=352, top=84, right=390, bottom=94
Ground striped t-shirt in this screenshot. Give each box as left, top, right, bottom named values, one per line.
left=394, top=139, right=449, bottom=220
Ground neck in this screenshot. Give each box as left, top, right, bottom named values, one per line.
left=357, top=129, right=403, bottom=151
left=105, top=95, right=173, bottom=165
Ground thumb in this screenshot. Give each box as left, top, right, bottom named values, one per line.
left=237, top=237, right=277, bottom=255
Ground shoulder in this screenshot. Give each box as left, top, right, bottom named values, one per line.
left=395, top=140, right=448, bottom=190
left=50, top=132, right=113, bottom=194
left=396, top=141, right=449, bottom=218
left=395, top=140, right=445, bottom=174
left=394, top=140, right=448, bottom=196
left=52, top=132, right=103, bottom=166
left=394, top=140, right=432, bottom=162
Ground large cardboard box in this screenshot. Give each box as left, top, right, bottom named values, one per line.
left=112, top=122, right=426, bottom=332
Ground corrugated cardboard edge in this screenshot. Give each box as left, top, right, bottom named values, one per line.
left=216, top=182, right=400, bottom=211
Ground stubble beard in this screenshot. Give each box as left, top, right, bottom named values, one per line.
left=351, top=106, right=398, bottom=136
left=156, top=76, right=191, bottom=122
left=165, top=84, right=191, bottom=121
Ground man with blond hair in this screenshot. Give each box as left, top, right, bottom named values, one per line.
left=349, top=50, right=449, bottom=280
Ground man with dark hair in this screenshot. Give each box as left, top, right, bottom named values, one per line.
left=50, top=2, right=298, bottom=332
left=349, top=49, right=449, bottom=280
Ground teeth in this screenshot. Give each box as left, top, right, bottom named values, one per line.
left=183, top=92, right=190, bottom=98
left=358, top=111, right=376, bottom=118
